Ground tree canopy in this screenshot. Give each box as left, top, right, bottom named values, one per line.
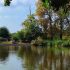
left=4, top=0, right=12, bottom=6
left=42, top=0, right=70, bottom=12
left=0, top=27, right=10, bottom=40
left=22, top=14, right=42, bottom=41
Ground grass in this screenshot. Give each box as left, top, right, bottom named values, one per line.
left=31, top=38, right=70, bottom=48
left=0, top=41, right=12, bottom=44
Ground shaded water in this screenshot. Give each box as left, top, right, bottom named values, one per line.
left=0, top=45, right=70, bottom=70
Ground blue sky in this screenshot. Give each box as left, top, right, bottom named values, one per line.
left=0, top=0, right=36, bottom=33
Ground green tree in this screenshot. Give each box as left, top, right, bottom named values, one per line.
left=36, top=0, right=70, bottom=40
left=0, top=27, right=10, bottom=40
left=22, top=14, right=42, bottom=42
left=17, top=30, right=25, bottom=42
left=12, top=33, right=19, bottom=42
left=42, top=0, right=70, bottom=39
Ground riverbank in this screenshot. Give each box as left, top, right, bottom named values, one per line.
left=0, top=41, right=30, bottom=47
left=0, top=39, right=70, bottom=48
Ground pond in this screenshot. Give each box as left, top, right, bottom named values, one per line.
left=0, top=45, right=70, bottom=70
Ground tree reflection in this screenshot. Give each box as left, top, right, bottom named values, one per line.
left=18, top=46, right=41, bottom=70
left=17, top=46, right=70, bottom=70
left=0, top=46, right=9, bottom=62
left=59, top=48, right=64, bottom=70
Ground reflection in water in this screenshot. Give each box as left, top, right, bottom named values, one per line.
left=0, top=46, right=9, bottom=62
left=18, top=46, right=41, bottom=70
left=18, top=46, right=70, bottom=70
left=0, top=45, right=70, bottom=70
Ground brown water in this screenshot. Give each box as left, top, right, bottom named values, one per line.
left=0, top=46, right=70, bottom=70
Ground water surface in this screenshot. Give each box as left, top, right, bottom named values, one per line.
left=0, top=46, right=70, bottom=70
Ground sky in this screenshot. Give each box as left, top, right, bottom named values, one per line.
left=0, top=0, right=37, bottom=33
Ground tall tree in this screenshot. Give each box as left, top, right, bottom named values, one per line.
left=36, top=0, right=49, bottom=39
left=22, top=14, right=42, bottom=42
left=36, top=0, right=55, bottom=40
left=41, top=0, right=70, bottom=39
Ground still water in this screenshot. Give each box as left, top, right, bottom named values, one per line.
left=0, top=46, right=70, bottom=70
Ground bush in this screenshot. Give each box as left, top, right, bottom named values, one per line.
left=0, top=27, right=10, bottom=41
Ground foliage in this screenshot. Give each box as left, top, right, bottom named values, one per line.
left=36, top=0, right=47, bottom=17
left=36, top=0, right=70, bottom=40
left=42, top=0, right=70, bottom=12
left=12, top=14, right=42, bottom=42
left=22, top=14, right=42, bottom=42
left=0, top=27, right=10, bottom=40
left=17, top=30, right=25, bottom=41
left=12, top=33, right=19, bottom=42
left=31, top=37, right=43, bottom=45
left=4, top=0, right=12, bottom=6
left=2, top=0, right=70, bottom=45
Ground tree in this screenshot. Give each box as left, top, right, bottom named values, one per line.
left=36, top=0, right=70, bottom=40
left=36, top=0, right=54, bottom=40
left=36, top=0, right=51, bottom=39
left=42, top=0, right=70, bottom=11
left=3, top=0, right=70, bottom=40
left=17, top=30, right=25, bottom=42
left=12, top=33, right=19, bottom=42
left=42, top=0, right=70, bottom=39
left=22, top=14, right=42, bottom=42
left=4, top=0, right=12, bottom=6
left=0, top=27, right=10, bottom=40
left=12, top=14, right=42, bottom=43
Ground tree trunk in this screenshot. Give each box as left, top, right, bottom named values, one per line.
left=60, top=19, right=63, bottom=40
left=48, top=12, right=53, bottom=47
